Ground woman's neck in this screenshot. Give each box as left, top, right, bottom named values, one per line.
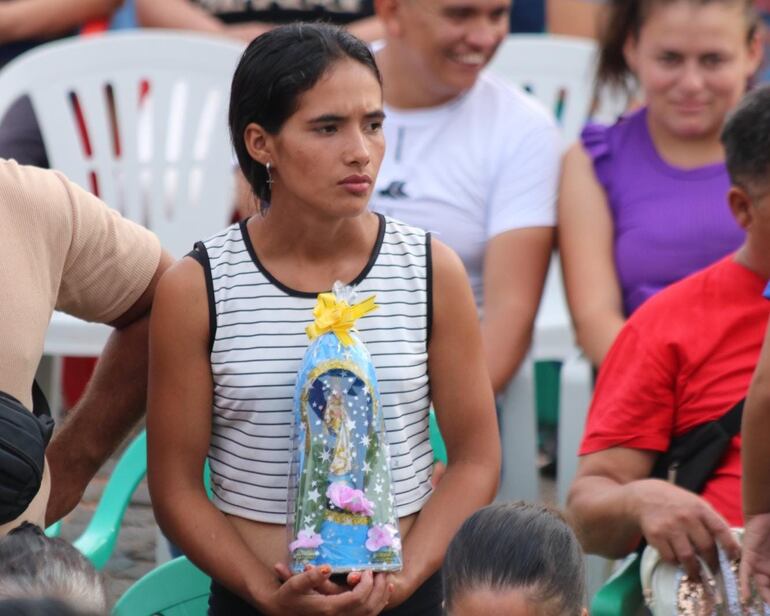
left=246, top=197, right=380, bottom=293
left=646, top=111, right=725, bottom=170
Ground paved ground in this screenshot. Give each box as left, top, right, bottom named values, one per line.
left=58, top=444, right=557, bottom=610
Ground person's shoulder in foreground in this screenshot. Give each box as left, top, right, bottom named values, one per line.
left=0, top=157, right=162, bottom=323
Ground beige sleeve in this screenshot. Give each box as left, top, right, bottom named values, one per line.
left=54, top=172, right=162, bottom=323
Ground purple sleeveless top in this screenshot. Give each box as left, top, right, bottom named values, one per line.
left=581, top=107, right=744, bottom=315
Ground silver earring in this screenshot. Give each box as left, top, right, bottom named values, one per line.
left=266, top=161, right=274, bottom=186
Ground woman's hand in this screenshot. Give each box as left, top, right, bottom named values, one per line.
left=268, top=563, right=392, bottom=615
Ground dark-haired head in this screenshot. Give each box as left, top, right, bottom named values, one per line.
left=722, top=85, right=770, bottom=195
left=596, top=0, right=760, bottom=97
left=443, top=502, right=586, bottom=616
left=228, top=23, right=382, bottom=212
left=721, top=86, right=770, bottom=249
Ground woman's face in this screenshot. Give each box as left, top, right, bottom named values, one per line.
left=625, top=0, right=761, bottom=140
left=266, top=59, right=385, bottom=220
left=448, top=588, right=588, bottom=616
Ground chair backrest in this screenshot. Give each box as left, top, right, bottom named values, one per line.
left=112, top=556, right=211, bottom=616
left=487, top=34, right=598, bottom=144
left=590, top=553, right=645, bottom=616
left=0, top=30, right=244, bottom=257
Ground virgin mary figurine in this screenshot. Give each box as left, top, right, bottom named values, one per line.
left=288, top=283, right=403, bottom=574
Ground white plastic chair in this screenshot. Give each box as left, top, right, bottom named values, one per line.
left=0, top=29, right=243, bottom=258
left=486, top=36, right=595, bottom=499
left=0, top=30, right=244, bottom=415
left=487, top=33, right=598, bottom=144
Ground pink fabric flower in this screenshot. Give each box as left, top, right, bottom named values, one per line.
left=289, top=528, right=324, bottom=552
left=326, top=482, right=375, bottom=516
left=365, top=524, right=401, bottom=552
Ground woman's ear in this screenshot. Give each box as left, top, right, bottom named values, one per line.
left=243, top=122, right=272, bottom=166
left=622, top=35, right=639, bottom=75
left=746, top=29, right=764, bottom=77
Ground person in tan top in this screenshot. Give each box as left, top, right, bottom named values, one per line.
left=0, top=158, right=173, bottom=534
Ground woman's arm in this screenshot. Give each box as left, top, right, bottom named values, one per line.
left=148, top=258, right=280, bottom=606
left=136, top=0, right=381, bottom=43
left=135, top=0, right=227, bottom=34
left=481, top=226, right=554, bottom=395
left=147, top=259, right=389, bottom=615
left=743, top=321, right=770, bottom=516
left=558, top=143, right=625, bottom=366
left=0, top=0, right=122, bottom=42
left=739, top=323, right=770, bottom=603
left=388, top=238, right=501, bottom=607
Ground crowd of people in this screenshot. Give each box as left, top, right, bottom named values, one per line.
left=1, top=0, right=770, bottom=613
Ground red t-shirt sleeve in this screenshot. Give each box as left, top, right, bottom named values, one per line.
left=580, top=321, right=678, bottom=455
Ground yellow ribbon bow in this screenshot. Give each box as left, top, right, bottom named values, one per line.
left=306, top=293, right=378, bottom=346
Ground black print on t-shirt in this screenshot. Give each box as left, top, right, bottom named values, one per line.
left=196, top=0, right=366, bottom=15
left=378, top=181, right=409, bottom=200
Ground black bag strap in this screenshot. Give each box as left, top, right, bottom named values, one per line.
left=717, top=398, right=744, bottom=438
left=31, top=380, right=51, bottom=418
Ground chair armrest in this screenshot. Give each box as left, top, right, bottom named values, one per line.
left=73, top=430, right=148, bottom=569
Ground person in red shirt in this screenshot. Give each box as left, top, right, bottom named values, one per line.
left=567, top=85, right=770, bottom=598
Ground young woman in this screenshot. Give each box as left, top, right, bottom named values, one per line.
left=147, top=23, right=500, bottom=616
left=558, top=0, right=762, bottom=366
left=443, top=502, right=587, bottom=616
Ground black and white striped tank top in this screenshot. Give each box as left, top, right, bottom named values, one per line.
left=194, top=214, right=433, bottom=524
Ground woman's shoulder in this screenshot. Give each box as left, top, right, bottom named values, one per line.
left=580, top=107, right=646, bottom=158
left=198, top=220, right=245, bottom=252
left=382, top=215, right=429, bottom=244
left=576, top=107, right=647, bottom=189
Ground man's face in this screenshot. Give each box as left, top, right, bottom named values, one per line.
left=391, top=0, right=511, bottom=99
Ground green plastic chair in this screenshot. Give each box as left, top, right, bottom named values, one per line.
left=73, top=430, right=149, bottom=569
left=429, top=409, right=447, bottom=464
left=112, top=555, right=211, bottom=616
left=591, top=553, right=645, bottom=615
left=67, top=429, right=213, bottom=569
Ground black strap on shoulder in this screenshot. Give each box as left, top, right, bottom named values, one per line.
left=717, top=398, right=744, bottom=437
left=188, top=241, right=217, bottom=353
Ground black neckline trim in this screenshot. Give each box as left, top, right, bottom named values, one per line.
left=239, top=213, right=387, bottom=298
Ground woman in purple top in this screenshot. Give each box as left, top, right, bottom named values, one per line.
left=558, top=0, right=762, bottom=366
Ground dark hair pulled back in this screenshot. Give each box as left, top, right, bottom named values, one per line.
left=596, top=0, right=758, bottom=96
left=443, top=502, right=585, bottom=616
left=228, top=23, right=381, bottom=211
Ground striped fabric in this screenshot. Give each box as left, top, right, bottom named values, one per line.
left=197, top=214, right=433, bottom=524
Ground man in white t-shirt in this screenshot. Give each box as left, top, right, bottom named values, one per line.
left=370, top=0, right=560, bottom=394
